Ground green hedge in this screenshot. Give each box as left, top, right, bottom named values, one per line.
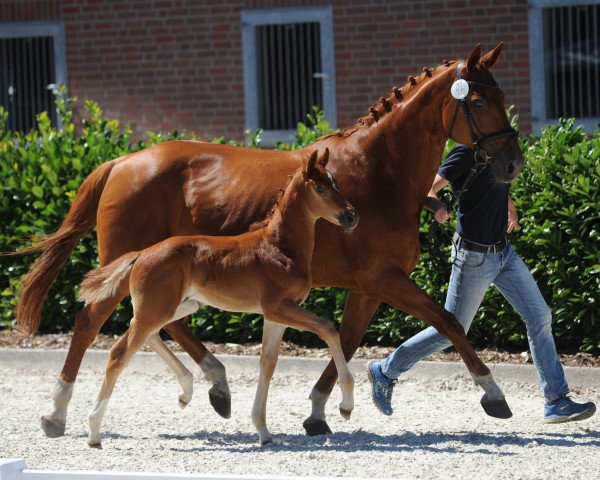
left=1, top=94, right=598, bottom=352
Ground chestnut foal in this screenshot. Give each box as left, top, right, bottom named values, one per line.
left=78, top=149, right=359, bottom=447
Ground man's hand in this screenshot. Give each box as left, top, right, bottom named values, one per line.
left=507, top=196, right=521, bottom=233
left=434, top=204, right=452, bottom=224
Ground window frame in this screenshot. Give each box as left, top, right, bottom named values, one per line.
left=0, top=20, right=68, bottom=129
left=528, top=0, right=600, bottom=133
left=241, top=6, right=337, bottom=145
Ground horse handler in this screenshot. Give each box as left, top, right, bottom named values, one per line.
left=367, top=144, right=596, bottom=423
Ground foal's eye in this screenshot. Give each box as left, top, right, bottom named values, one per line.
left=314, top=184, right=325, bottom=194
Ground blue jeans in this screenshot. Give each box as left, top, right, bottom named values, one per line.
left=380, top=242, right=569, bottom=403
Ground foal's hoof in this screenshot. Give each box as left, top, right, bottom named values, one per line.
left=40, top=415, right=66, bottom=438
left=339, top=408, right=352, bottom=420
left=302, top=417, right=332, bottom=436
left=481, top=394, right=513, bottom=419
left=178, top=399, right=189, bottom=410
left=260, top=438, right=273, bottom=446
left=88, top=441, right=102, bottom=449
left=209, top=386, right=231, bottom=419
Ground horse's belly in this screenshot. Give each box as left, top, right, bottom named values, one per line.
left=186, top=286, right=262, bottom=315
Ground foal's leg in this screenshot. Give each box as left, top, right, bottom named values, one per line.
left=164, top=318, right=231, bottom=418
left=265, top=301, right=354, bottom=422
left=41, top=287, right=128, bottom=438
left=87, top=317, right=152, bottom=448
left=303, top=290, right=380, bottom=436
left=146, top=333, right=193, bottom=409
left=251, top=320, right=286, bottom=445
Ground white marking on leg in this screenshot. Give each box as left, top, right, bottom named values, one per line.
left=199, top=351, right=230, bottom=397
left=471, top=373, right=505, bottom=401
left=309, top=388, right=330, bottom=421
left=146, top=332, right=193, bottom=408
left=87, top=398, right=109, bottom=446
left=43, top=378, right=73, bottom=426
left=251, top=320, right=286, bottom=445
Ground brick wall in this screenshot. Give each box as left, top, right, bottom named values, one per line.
left=3, top=0, right=531, bottom=140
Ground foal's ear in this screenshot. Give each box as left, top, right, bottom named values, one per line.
left=480, top=42, right=504, bottom=69
left=305, top=150, right=319, bottom=173
left=465, top=43, right=482, bottom=72
left=318, top=148, right=329, bottom=168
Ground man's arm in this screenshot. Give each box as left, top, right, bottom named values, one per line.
left=423, top=174, right=452, bottom=224
left=507, top=196, right=520, bottom=233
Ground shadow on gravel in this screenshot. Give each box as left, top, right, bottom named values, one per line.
left=157, top=428, right=600, bottom=453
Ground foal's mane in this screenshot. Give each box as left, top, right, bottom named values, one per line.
left=331, top=59, right=458, bottom=138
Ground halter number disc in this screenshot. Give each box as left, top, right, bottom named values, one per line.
left=451, top=79, right=469, bottom=99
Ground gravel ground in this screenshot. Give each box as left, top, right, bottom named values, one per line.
left=1, top=359, right=599, bottom=479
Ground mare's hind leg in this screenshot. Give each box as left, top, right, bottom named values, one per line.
left=87, top=317, right=151, bottom=448
left=146, top=333, right=193, bottom=409
left=164, top=317, right=231, bottom=419
left=41, top=287, right=128, bottom=438
left=304, top=290, right=380, bottom=436
left=251, top=320, right=286, bottom=445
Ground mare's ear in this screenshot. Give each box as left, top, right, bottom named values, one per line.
left=465, top=43, right=482, bottom=72
left=305, top=150, right=318, bottom=173
left=318, top=148, right=329, bottom=168
left=480, top=43, right=503, bottom=69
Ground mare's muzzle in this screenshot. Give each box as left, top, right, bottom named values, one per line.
left=337, top=208, right=359, bottom=231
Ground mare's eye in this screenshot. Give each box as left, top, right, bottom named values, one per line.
left=473, top=99, right=484, bottom=109
left=314, top=184, right=325, bottom=194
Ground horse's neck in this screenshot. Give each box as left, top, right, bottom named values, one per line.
left=265, top=177, right=316, bottom=265
left=350, top=69, right=454, bottom=196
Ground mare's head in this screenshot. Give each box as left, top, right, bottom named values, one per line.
left=443, top=43, right=524, bottom=183
left=301, top=149, right=359, bottom=231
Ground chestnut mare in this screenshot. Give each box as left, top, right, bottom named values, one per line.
left=79, top=149, right=359, bottom=447
left=15, top=44, right=523, bottom=437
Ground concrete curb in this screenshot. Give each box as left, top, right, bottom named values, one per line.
left=1, top=347, right=599, bottom=388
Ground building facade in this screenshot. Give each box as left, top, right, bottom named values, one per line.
left=1, top=0, right=598, bottom=142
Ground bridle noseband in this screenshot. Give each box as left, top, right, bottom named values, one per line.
left=447, top=62, right=518, bottom=165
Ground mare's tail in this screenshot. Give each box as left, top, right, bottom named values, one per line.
left=12, top=160, right=117, bottom=337
left=78, top=252, right=140, bottom=306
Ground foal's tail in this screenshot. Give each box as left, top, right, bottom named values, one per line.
left=12, top=160, right=117, bottom=337
left=78, top=252, right=140, bottom=306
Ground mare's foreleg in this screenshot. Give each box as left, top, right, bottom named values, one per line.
left=304, top=290, right=380, bottom=436
left=366, top=270, right=511, bottom=419
left=87, top=317, right=151, bottom=448
left=164, top=317, right=231, bottom=419
left=42, top=288, right=128, bottom=438
left=146, top=333, right=193, bottom=408
left=251, top=320, right=286, bottom=445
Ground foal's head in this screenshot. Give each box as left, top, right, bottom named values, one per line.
left=301, top=149, right=359, bottom=231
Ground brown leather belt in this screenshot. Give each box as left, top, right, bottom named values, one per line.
left=453, top=233, right=507, bottom=254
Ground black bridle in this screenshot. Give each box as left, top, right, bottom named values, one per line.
left=447, top=62, right=518, bottom=166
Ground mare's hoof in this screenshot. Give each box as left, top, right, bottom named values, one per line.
left=302, top=418, right=332, bottom=436
left=40, top=416, right=65, bottom=438
left=339, top=408, right=352, bottom=420
left=209, top=387, right=231, bottom=419
left=481, top=394, right=513, bottom=419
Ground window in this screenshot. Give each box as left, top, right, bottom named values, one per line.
left=242, top=6, right=336, bottom=145
left=529, top=1, right=600, bottom=133
left=0, top=21, right=67, bottom=131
